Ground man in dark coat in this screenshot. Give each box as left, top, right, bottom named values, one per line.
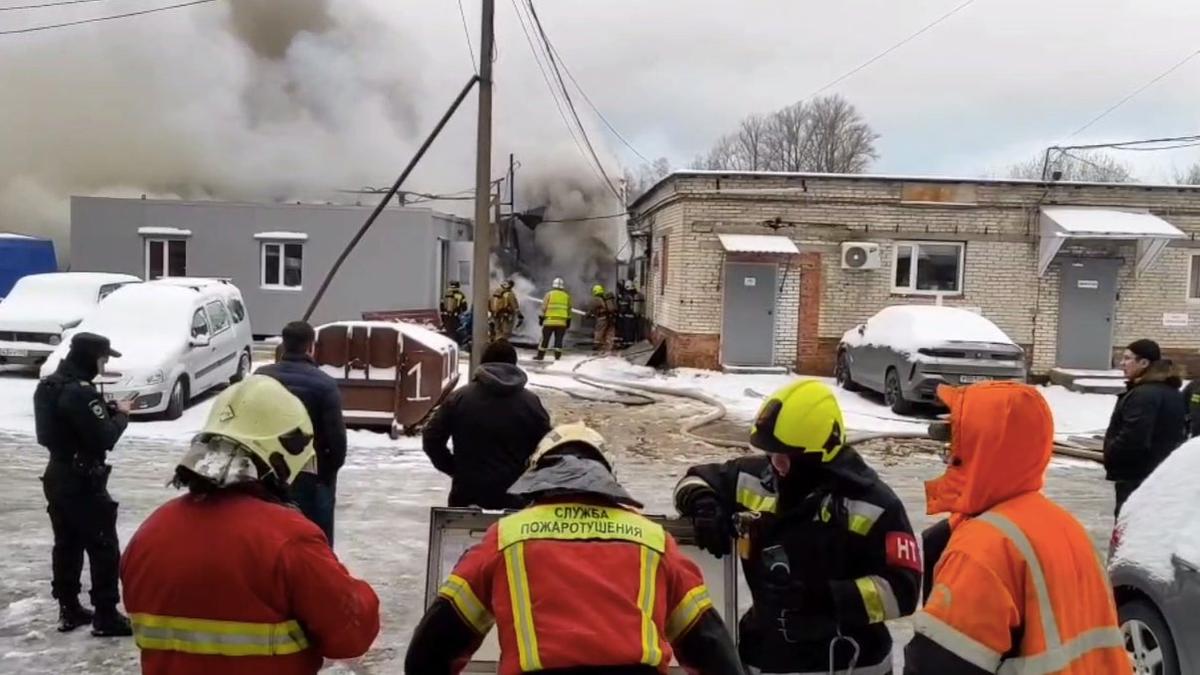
left=33, top=332, right=133, bottom=636
left=257, top=321, right=347, bottom=545
left=422, top=340, right=552, bottom=509
left=1181, top=376, right=1200, bottom=438
left=1103, top=339, right=1186, bottom=516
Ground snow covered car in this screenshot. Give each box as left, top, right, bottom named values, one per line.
left=0, top=272, right=139, bottom=370
left=40, top=278, right=253, bottom=420
left=1109, top=441, right=1200, bottom=675
left=835, top=305, right=1027, bottom=414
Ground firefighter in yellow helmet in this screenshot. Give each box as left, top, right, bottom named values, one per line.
left=440, top=280, right=468, bottom=344
left=674, top=380, right=920, bottom=674
left=587, top=283, right=616, bottom=354
left=489, top=279, right=522, bottom=342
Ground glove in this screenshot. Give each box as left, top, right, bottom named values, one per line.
left=538, top=315, right=545, bottom=326
left=689, top=493, right=732, bottom=558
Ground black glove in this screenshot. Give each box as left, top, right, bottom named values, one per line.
left=689, top=493, right=732, bottom=558
left=538, top=315, right=545, bottom=326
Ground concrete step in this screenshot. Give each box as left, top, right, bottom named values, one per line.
left=1048, top=367, right=1125, bottom=395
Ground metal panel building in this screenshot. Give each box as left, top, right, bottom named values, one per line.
left=70, top=196, right=472, bottom=336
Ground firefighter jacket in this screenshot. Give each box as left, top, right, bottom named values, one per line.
left=905, top=382, right=1130, bottom=675
left=442, top=289, right=467, bottom=315
left=675, top=451, right=920, bottom=674
left=490, top=289, right=520, bottom=316
left=541, top=289, right=572, bottom=328
left=589, top=292, right=616, bottom=319
left=120, top=490, right=380, bottom=675
left=404, top=497, right=745, bottom=675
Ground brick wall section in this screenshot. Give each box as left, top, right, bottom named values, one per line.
left=633, top=172, right=1200, bottom=375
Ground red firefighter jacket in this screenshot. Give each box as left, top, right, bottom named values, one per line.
left=120, top=491, right=380, bottom=675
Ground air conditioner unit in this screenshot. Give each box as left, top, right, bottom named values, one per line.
left=841, top=242, right=882, bottom=270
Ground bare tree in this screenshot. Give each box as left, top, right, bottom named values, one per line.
left=1008, top=149, right=1136, bottom=183
left=1174, top=161, right=1200, bottom=185
left=622, top=157, right=673, bottom=203
left=695, top=94, right=878, bottom=173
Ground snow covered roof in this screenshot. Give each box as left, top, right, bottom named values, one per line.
left=137, top=226, right=192, bottom=237
left=254, top=231, right=309, bottom=241
left=841, top=305, right=1015, bottom=353
left=1112, top=442, right=1200, bottom=582
left=1038, top=207, right=1185, bottom=277
left=717, top=234, right=799, bottom=254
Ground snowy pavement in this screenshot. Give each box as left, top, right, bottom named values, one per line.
left=0, top=355, right=1119, bottom=673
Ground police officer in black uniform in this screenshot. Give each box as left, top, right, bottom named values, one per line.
left=675, top=380, right=919, bottom=674
left=34, top=332, right=133, bottom=637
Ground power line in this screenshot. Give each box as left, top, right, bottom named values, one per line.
left=1064, top=46, right=1200, bottom=141
left=0, top=0, right=108, bottom=12
left=0, top=0, right=214, bottom=35
left=455, top=0, right=478, bottom=75
left=540, top=211, right=628, bottom=224
left=509, top=0, right=610, bottom=189
left=803, top=0, right=978, bottom=101
left=525, top=0, right=622, bottom=201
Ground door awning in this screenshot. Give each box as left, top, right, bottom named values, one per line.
left=717, top=234, right=799, bottom=254
left=1038, top=207, right=1186, bottom=277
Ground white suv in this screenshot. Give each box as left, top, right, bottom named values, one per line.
left=40, top=278, right=253, bottom=419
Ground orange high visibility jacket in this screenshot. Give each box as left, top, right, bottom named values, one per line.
left=405, top=500, right=741, bottom=674
left=905, top=382, right=1130, bottom=675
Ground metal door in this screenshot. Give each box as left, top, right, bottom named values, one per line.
left=722, top=263, right=777, bottom=366
left=1057, top=258, right=1120, bottom=370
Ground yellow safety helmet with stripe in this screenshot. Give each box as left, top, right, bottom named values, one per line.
left=592, top=284, right=605, bottom=296
left=182, top=375, right=316, bottom=485
left=529, top=421, right=612, bottom=472
left=749, top=379, right=845, bottom=463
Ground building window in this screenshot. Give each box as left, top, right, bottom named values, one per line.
left=659, top=235, right=669, bottom=295
left=892, top=241, right=965, bottom=295
left=1189, top=254, right=1200, bottom=300
left=262, top=242, right=304, bottom=289
left=145, top=239, right=186, bottom=280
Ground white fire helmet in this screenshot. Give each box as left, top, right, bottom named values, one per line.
left=529, top=422, right=612, bottom=472
left=552, top=278, right=565, bottom=290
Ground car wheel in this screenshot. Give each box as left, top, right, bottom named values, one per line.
left=1121, top=598, right=1180, bottom=675
left=231, top=349, right=251, bottom=384
left=836, top=351, right=861, bottom=392
left=164, top=378, right=188, bottom=421
left=885, top=368, right=914, bottom=415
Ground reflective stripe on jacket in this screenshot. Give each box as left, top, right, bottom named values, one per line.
left=435, top=501, right=718, bottom=674
left=120, top=492, right=380, bottom=675
left=542, top=290, right=572, bottom=327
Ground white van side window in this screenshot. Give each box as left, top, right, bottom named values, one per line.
left=228, top=298, right=246, bottom=324
left=206, top=300, right=230, bottom=334
left=191, top=308, right=210, bottom=338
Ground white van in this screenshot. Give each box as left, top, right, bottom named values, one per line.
left=0, top=272, right=139, bottom=370
left=40, top=278, right=253, bottom=419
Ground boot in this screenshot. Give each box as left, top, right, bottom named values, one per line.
left=58, top=600, right=94, bottom=633
left=533, top=352, right=545, bottom=362
left=91, top=606, right=133, bottom=637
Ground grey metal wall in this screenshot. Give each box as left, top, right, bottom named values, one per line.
left=70, top=197, right=471, bottom=335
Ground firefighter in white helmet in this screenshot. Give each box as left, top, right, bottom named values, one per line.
left=407, top=422, right=745, bottom=674
left=120, top=376, right=380, bottom=675
left=535, top=278, right=572, bottom=361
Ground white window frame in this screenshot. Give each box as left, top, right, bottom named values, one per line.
left=1188, top=253, right=1200, bottom=303
left=260, top=241, right=305, bottom=291
left=891, top=241, right=966, bottom=296
left=144, top=238, right=187, bottom=280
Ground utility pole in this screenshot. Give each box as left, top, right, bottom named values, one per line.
left=470, top=0, right=495, bottom=371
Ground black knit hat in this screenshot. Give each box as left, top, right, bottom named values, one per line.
left=481, top=340, right=518, bottom=365
left=1126, top=339, right=1161, bottom=363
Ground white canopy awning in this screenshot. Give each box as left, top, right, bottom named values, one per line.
left=717, top=233, right=799, bottom=254
left=1038, top=207, right=1186, bottom=277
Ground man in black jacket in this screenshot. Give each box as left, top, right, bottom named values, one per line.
left=1104, top=339, right=1186, bottom=516
left=33, top=332, right=133, bottom=636
left=257, top=321, right=347, bottom=544
left=1182, top=376, right=1200, bottom=438
left=422, top=340, right=551, bottom=509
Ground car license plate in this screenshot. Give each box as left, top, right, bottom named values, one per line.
left=960, top=375, right=991, bottom=383
left=0, top=348, right=27, bottom=357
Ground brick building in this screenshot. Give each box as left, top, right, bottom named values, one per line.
left=628, top=171, right=1200, bottom=376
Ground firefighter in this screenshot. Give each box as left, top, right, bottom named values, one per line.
left=587, top=284, right=617, bottom=354
left=489, top=279, right=522, bottom=342
left=675, top=380, right=920, bottom=674
left=33, top=332, right=132, bottom=636
left=441, top=280, right=468, bottom=343
left=120, top=375, right=381, bottom=674
left=405, top=422, right=745, bottom=675
left=534, top=277, right=571, bottom=362
left=615, top=280, right=634, bottom=349
left=904, top=382, right=1129, bottom=674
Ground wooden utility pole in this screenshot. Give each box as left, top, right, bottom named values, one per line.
left=470, top=0, right=495, bottom=370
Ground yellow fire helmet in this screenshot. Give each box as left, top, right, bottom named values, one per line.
left=529, top=422, right=612, bottom=472
left=182, top=375, right=315, bottom=485
left=750, top=379, right=846, bottom=463
left=592, top=284, right=606, bottom=296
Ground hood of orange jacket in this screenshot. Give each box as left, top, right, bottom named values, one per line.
left=925, top=381, right=1053, bottom=517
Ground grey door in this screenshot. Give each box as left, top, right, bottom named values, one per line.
left=722, top=263, right=777, bottom=366
left=1057, top=258, right=1121, bottom=370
